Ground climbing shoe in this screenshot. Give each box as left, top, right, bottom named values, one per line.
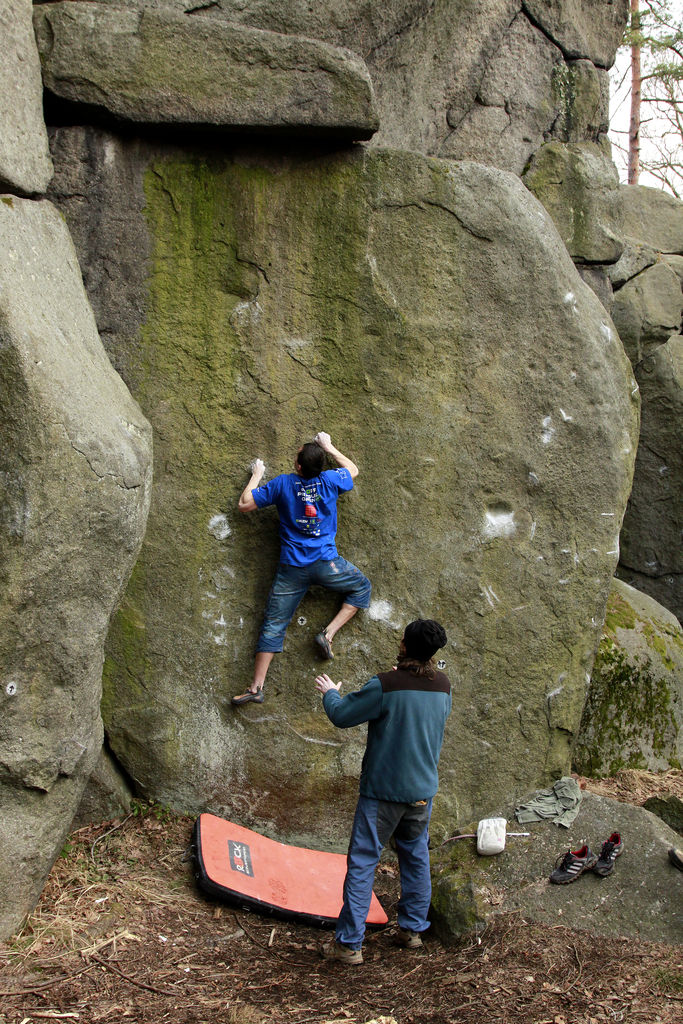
left=320, top=939, right=362, bottom=965
left=396, top=928, right=423, bottom=949
left=549, top=844, right=598, bottom=884
left=314, top=630, right=334, bottom=660
left=231, top=688, right=264, bottom=706
left=592, top=832, right=623, bottom=877
left=668, top=847, right=683, bottom=871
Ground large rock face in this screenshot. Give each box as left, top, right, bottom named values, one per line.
left=0, top=0, right=53, bottom=194
left=46, top=128, right=638, bottom=841
left=0, top=197, right=152, bottom=938
left=33, top=2, right=378, bottom=139
left=446, top=36, right=611, bottom=175
left=0, top=0, right=648, bottom=939
left=77, top=0, right=628, bottom=173
left=573, top=578, right=682, bottom=777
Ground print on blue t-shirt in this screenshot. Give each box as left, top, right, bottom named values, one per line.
left=252, top=468, right=353, bottom=567
left=297, top=480, right=322, bottom=537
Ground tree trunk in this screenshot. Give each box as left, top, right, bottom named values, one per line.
left=629, top=0, right=641, bottom=184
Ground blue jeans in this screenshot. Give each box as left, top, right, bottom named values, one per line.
left=256, top=557, right=371, bottom=653
left=336, top=796, right=433, bottom=950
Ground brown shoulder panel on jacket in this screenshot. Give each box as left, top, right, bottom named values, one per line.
left=377, top=668, right=450, bottom=694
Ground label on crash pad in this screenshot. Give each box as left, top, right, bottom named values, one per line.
left=228, top=839, right=254, bottom=876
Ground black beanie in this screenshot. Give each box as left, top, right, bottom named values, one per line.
left=403, top=619, right=447, bottom=662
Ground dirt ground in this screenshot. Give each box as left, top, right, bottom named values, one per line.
left=1, top=771, right=681, bottom=1024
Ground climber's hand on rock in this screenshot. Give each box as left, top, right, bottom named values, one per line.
left=314, top=432, right=332, bottom=452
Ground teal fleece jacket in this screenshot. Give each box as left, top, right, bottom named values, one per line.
left=322, top=667, right=451, bottom=802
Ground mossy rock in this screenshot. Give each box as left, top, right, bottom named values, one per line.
left=523, top=141, right=623, bottom=263
left=551, top=59, right=609, bottom=144
left=429, top=826, right=498, bottom=942
left=33, top=3, right=378, bottom=139
left=573, top=578, right=683, bottom=777
left=46, top=131, right=638, bottom=842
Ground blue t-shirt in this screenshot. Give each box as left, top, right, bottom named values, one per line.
left=252, top=468, right=353, bottom=566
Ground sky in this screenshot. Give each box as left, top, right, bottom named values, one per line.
left=608, top=0, right=683, bottom=193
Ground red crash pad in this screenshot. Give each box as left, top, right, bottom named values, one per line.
left=193, top=812, right=388, bottom=927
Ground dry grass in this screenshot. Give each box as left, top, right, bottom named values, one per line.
left=575, top=767, right=683, bottom=805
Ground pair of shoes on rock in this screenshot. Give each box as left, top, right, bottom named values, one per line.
left=549, top=833, right=623, bottom=884
left=320, top=939, right=362, bottom=965
left=668, top=847, right=683, bottom=871
left=314, top=630, right=334, bottom=660
left=231, top=687, right=264, bottom=706
left=395, top=928, right=423, bottom=949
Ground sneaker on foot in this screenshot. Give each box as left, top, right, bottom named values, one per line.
left=668, top=847, right=683, bottom=871
left=592, top=832, right=623, bottom=877
left=549, top=844, right=598, bottom=884
left=396, top=928, right=423, bottom=949
left=314, top=630, right=334, bottom=660
left=231, top=688, right=264, bottom=706
left=320, top=939, right=362, bottom=965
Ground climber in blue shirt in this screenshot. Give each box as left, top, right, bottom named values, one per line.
left=231, top=432, right=371, bottom=706
left=316, top=619, right=451, bottom=965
